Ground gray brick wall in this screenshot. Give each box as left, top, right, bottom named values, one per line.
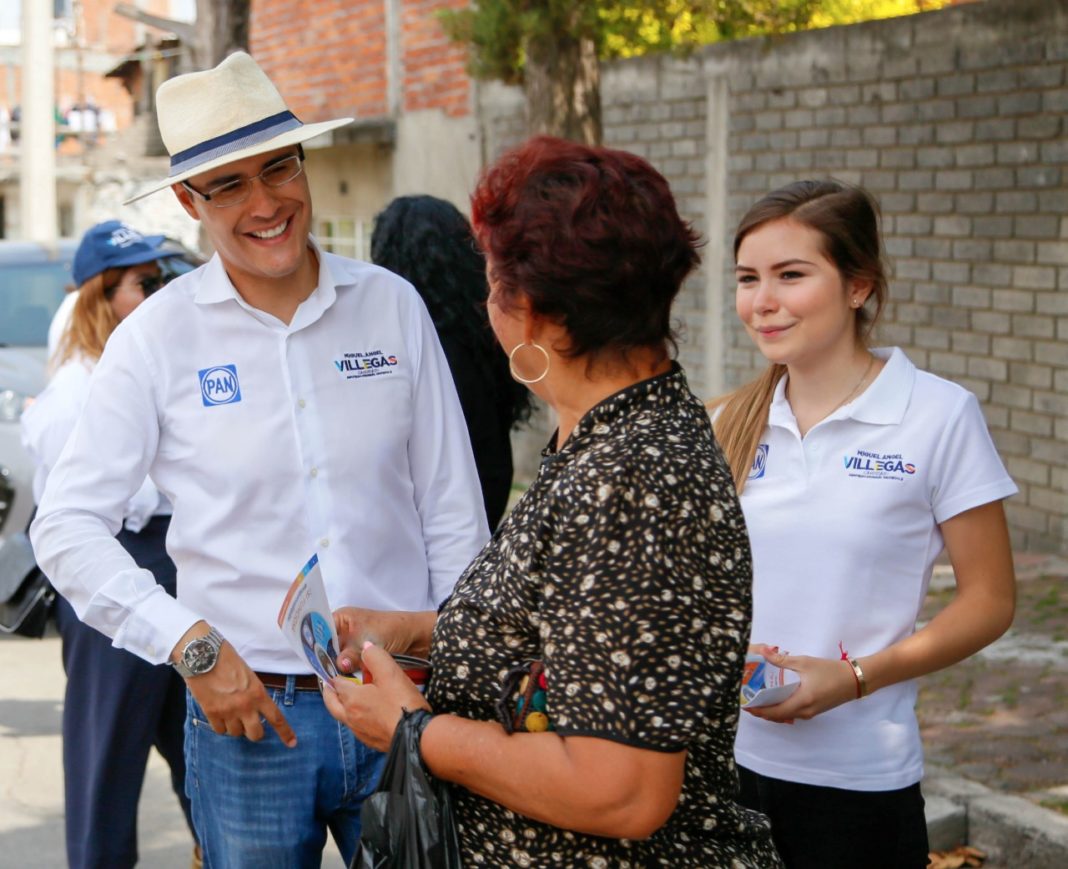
left=479, top=0, right=1067, bottom=552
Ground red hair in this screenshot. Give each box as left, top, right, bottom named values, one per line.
left=471, top=135, right=701, bottom=360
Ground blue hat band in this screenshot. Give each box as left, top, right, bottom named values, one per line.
left=169, top=110, right=302, bottom=177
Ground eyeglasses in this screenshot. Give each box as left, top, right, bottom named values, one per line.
left=138, top=275, right=164, bottom=296
left=104, top=272, right=167, bottom=301
left=182, top=153, right=306, bottom=209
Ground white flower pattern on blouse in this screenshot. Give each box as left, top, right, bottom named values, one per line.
left=427, top=364, right=782, bottom=867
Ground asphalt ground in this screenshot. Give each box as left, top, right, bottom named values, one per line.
left=0, top=552, right=1063, bottom=866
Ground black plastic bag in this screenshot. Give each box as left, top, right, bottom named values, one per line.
left=353, top=708, right=463, bottom=869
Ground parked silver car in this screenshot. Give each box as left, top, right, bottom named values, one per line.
left=0, top=239, right=199, bottom=546
left=0, top=240, right=79, bottom=544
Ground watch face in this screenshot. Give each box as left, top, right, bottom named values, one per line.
left=184, top=637, right=218, bottom=675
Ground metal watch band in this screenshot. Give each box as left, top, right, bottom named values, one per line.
left=172, top=626, right=225, bottom=678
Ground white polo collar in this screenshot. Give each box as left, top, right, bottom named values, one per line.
left=193, top=235, right=345, bottom=321
left=768, top=347, right=916, bottom=433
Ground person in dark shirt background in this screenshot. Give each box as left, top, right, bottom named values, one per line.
left=371, top=195, right=532, bottom=529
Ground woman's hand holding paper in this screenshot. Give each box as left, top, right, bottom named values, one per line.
left=744, top=649, right=858, bottom=724
left=323, top=641, right=432, bottom=752
left=333, top=608, right=436, bottom=673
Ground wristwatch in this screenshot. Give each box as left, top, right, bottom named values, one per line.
left=172, top=626, right=225, bottom=678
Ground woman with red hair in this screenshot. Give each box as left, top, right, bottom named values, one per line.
left=325, top=136, right=781, bottom=867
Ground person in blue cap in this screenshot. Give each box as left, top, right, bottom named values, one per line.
left=21, top=220, right=200, bottom=869
left=46, top=220, right=179, bottom=364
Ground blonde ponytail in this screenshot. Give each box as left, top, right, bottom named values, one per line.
left=708, top=363, right=785, bottom=494
left=53, top=268, right=123, bottom=369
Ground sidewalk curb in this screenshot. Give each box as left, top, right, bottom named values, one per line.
left=924, top=768, right=1068, bottom=869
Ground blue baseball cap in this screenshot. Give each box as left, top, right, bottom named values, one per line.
left=72, top=220, right=181, bottom=287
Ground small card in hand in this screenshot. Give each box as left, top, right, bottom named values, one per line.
left=740, top=653, right=799, bottom=708
left=347, top=652, right=431, bottom=688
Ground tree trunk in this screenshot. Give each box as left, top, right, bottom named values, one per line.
left=195, top=0, right=251, bottom=69
left=523, top=29, right=601, bottom=146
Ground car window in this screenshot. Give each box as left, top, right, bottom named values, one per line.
left=0, top=248, right=200, bottom=349
left=0, top=262, right=73, bottom=347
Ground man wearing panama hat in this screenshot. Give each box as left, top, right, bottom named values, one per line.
left=32, top=52, right=488, bottom=867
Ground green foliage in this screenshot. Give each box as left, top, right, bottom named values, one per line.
left=600, top=1, right=819, bottom=59
left=809, top=0, right=952, bottom=29
left=440, top=0, right=953, bottom=82
left=438, top=1, right=603, bottom=86
left=437, top=1, right=518, bottom=84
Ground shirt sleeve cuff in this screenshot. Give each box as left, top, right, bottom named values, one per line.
left=110, top=585, right=205, bottom=666
left=933, top=478, right=1018, bottom=525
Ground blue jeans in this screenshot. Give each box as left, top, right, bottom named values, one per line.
left=184, top=679, right=384, bottom=869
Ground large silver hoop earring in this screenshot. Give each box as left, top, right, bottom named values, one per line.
left=508, top=342, right=550, bottom=384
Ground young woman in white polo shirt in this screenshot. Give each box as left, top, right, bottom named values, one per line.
left=710, top=180, right=1017, bottom=868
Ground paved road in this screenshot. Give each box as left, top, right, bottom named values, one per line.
left=0, top=630, right=345, bottom=868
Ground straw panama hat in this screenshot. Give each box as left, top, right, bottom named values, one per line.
left=124, top=52, right=353, bottom=204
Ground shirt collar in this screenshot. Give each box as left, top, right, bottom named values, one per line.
left=193, top=251, right=238, bottom=305
left=767, top=347, right=915, bottom=432
left=541, top=362, right=690, bottom=460
left=767, top=373, right=795, bottom=432
left=842, top=347, right=914, bottom=424
left=192, top=236, right=345, bottom=328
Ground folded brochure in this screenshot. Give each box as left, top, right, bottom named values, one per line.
left=277, top=554, right=343, bottom=683
left=741, top=653, right=800, bottom=708
left=277, top=554, right=430, bottom=685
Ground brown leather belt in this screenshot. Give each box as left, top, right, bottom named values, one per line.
left=255, top=671, right=321, bottom=691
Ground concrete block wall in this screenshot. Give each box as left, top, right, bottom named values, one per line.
left=481, top=0, right=1067, bottom=552
left=711, top=0, right=1067, bottom=553
left=601, top=57, right=712, bottom=399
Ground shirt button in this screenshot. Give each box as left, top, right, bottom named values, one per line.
left=310, top=467, right=318, bottom=478
left=298, top=399, right=306, bottom=409
left=319, top=537, right=330, bottom=548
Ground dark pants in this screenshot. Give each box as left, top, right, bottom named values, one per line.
left=54, top=516, right=194, bottom=869
left=737, top=765, right=930, bottom=869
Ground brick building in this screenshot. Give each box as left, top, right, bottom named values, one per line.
left=0, top=0, right=183, bottom=237
left=251, top=0, right=479, bottom=259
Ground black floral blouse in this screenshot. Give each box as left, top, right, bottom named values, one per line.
left=427, top=364, right=781, bottom=867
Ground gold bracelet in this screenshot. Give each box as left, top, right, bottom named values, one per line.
left=847, top=658, right=868, bottom=699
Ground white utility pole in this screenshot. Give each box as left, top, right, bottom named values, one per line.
left=21, top=0, right=58, bottom=243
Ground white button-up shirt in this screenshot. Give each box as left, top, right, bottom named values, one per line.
left=21, top=355, right=166, bottom=532
left=32, top=243, right=489, bottom=671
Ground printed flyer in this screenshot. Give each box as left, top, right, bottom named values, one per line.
left=277, top=554, right=341, bottom=682
left=277, top=555, right=432, bottom=688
